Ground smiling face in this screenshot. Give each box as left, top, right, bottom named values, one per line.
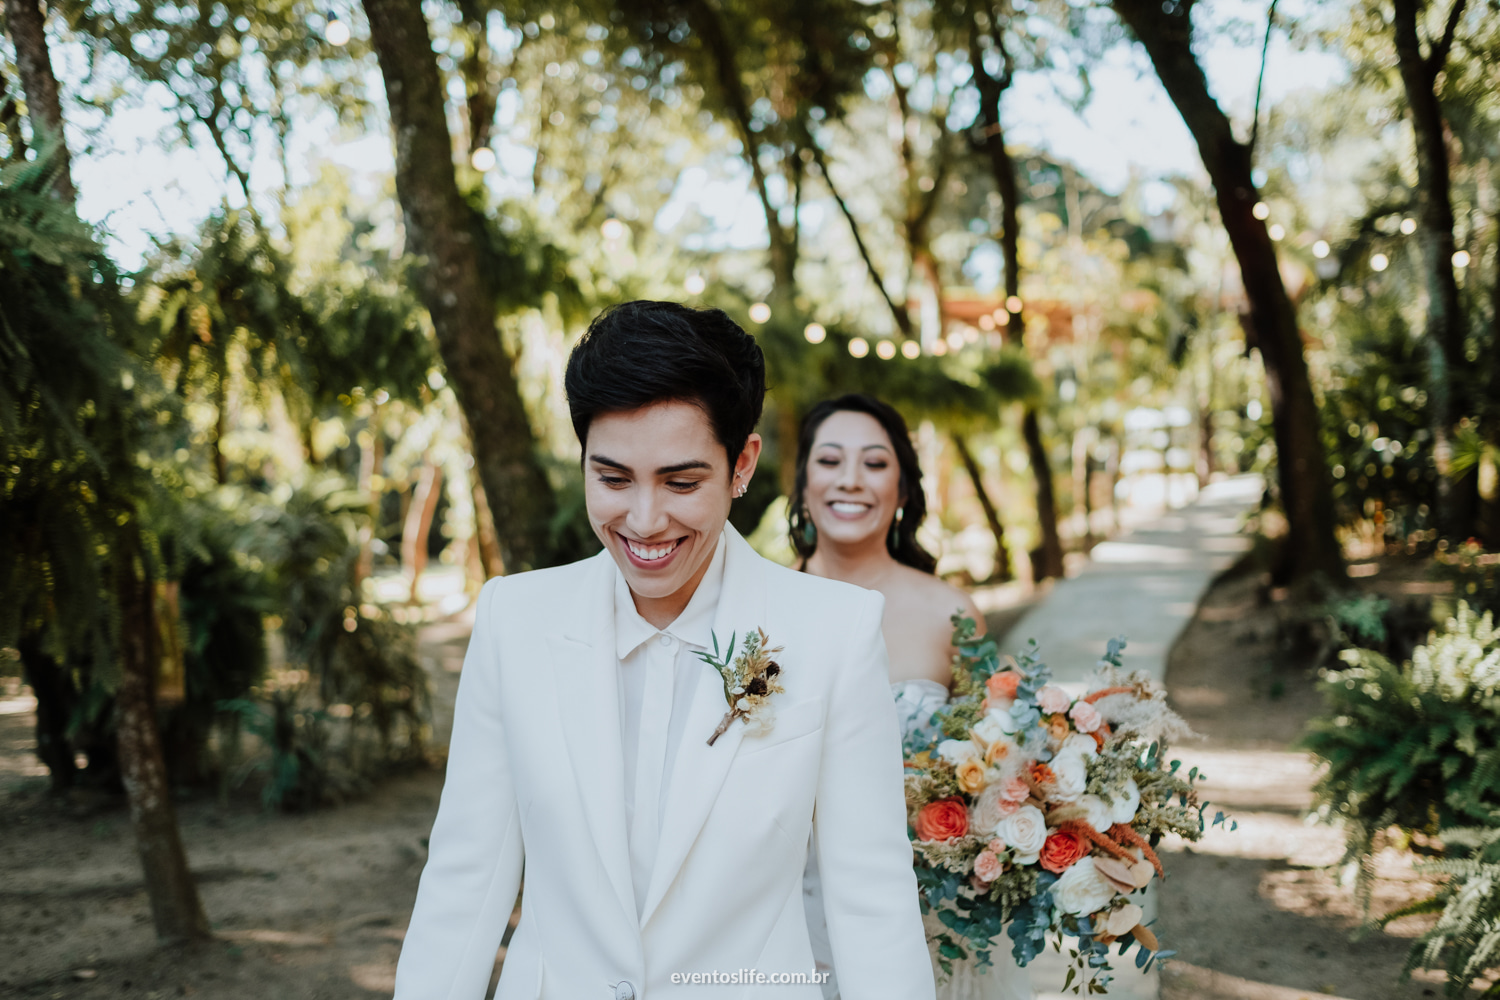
left=585, top=399, right=760, bottom=624
left=804, top=409, right=903, bottom=554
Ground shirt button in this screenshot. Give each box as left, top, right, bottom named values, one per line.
left=615, top=981, right=637, bottom=1000
left=658, top=634, right=673, bottom=648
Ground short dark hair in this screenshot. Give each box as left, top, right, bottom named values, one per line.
left=788, top=393, right=938, bottom=574
left=565, top=301, right=767, bottom=467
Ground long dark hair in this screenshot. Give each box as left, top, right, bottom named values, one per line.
left=788, top=393, right=937, bottom=574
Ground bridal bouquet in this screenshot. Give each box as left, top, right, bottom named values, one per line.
left=904, top=617, right=1223, bottom=993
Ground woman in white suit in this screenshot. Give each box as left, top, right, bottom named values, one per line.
left=393, top=303, right=934, bottom=1000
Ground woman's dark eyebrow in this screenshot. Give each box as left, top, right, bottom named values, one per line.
left=656, top=460, right=714, bottom=475
left=587, top=455, right=713, bottom=476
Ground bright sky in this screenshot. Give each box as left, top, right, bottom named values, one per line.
left=60, top=1, right=1346, bottom=267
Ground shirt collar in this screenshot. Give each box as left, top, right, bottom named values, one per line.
left=613, top=531, right=727, bottom=660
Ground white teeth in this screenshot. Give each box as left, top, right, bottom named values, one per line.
left=830, top=502, right=870, bottom=514
left=626, top=537, right=680, bottom=562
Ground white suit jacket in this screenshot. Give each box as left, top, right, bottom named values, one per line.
left=393, top=525, right=934, bottom=1000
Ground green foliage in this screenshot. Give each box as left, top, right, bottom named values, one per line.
left=1303, top=603, right=1500, bottom=911
left=1380, top=825, right=1500, bottom=998
left=1435, top=541, right=1500, bottom=618
left=217, top=476, right=428, bottom=810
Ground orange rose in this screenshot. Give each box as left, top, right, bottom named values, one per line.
left=1030, top=762, right=1056, bottom=788
left=1039, top=830, right=1089, bottom=873
left=986, top=671, right=1021, bottom=700
left=915, top=797, right=970, bottom=842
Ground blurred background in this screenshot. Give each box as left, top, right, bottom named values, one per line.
left=2, top=0, right=1499, bottom=996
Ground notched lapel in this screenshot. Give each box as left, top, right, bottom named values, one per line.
left=640, top=527, right=768, bottom=925
left=546, top=554, right=634, bottom=926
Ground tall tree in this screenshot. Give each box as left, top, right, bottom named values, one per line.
left=967, top=3, right=1065, bottom=581
left=1391, top=0, right=1471, bottom=537
left=1111, top=0, right=1344, bottom=584
left=362, top=0, right=560, bottom=572
left=0, top=148, right=210, bottom=941
left=3, top=0, right=72, bottom=199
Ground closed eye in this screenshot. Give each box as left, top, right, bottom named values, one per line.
left=667, top=480, right=701, bottom=492
left=598, top=474, right=629, bottom=487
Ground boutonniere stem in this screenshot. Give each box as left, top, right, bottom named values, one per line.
left=698, top=627, right=785, bottom=745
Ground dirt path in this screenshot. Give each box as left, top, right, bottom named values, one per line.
left=1156, top=559, right=1464, bottom=1000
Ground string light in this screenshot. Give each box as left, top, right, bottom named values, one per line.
left=325, top=12, right=351, bottom=46
left=1312, top=240, right=1330, bottom=258
left=1005, top=295, right=1023, bottom=313
left=1268, top=223, right=1285, bottom=241
left=1252, top=202, right=1270, bottom=220
left=470, top=147, right=496, bottom=171
left=1453, top=250, right=1471, bottom=269
left=875, top=339, right=897, bottom=360
left=848, top=337, right=869, bottom=358
left=804, top=322, right=826, bottom=344
left=1400, top=218, right=1417, bottom=235
left=901, top=340, right=921, bottom=359
left=748, top=302, right=771, bottom=324
left=931, top=340, right=948, bottom=356
left=1371, top=253, right=1389, bottom=272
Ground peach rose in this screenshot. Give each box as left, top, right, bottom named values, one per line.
left=956, top=757, right=988, bottom=794
left=987, top=837, right=1007, bottom=853
left=1037, top=685, right=1072, bottom=714
left=1047, top=713, right=1072, bottom=742
left=1039, top=830, right=1089, bottom=873
left=1000, top=775, right=1031, bottom=804
left=1069, top=701, right=1103, bottom=734
left=915, top=797, right=970, bottom=842
left=984, top=738, right=1012, bottom=766
left=987, top=671, right=1021, bottom=701
left=973, top=849, right=1004, bottom=882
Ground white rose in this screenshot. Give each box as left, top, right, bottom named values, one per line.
left=1052, top=857, right=1118, bottom=916
left=1060, top=734, right=1099, bottom=759
left=937, top=739, right=980, bottom=765
left=970, top=781, right=1013, bottom=838
left=1109, top=778, right=1140, bottom=826
left=1078, top=793, right=1114, bottom=833
left=1048, top=750, right=1088, bottom=803
left=995, top=804, right=1047, bottom=864
left=973, top=709, right=1018, bottom=743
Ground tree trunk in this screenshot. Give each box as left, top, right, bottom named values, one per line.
left=402, top=457, right=443, bottom=603
left=456, top=0, right=499, bottom=153
left=1111, top=0, right=1344, bottom=584
left=17, top=633, right=77, bottom=790
left=363, top=0, right=557, bottom=573
left=1392, top=0, right=1470, bottom=539
left=114, top=526, right=211, bottom=944
left=2, top=0, right=74, bottom=200
left=470, top=474, right=505, bottom=580
left=1021, top=408, right=1065, bottom=580
left=952, top=434, right=1012, bottom=582
left=967, top=14, right=1065, bottom=581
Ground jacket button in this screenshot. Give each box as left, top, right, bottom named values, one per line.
left=614, top=982, right=637, bottom=1000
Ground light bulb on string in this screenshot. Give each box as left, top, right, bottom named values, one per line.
left=325, top=11, right=351, bottom=46
left=875, top=339, right=897, bottom=360
left=1252, top=202, right=1270, bottom=220
left=748, top=302, right=771, bottom=324
left=1453, top=250, right=1471, bottom=269
left=1400, top=218, right=1417, bottom=235
left=848, top=337, right=869, bottom=358
left=804, top=322, right=826, bottom=344
left=1371, top=253, right=1389, bottom=272
left=900, top=340, right=921, bottom=359
left=470, top=146, right=496, bottom=171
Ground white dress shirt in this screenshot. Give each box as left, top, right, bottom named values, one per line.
left=613, top=531, right=727, bottom=919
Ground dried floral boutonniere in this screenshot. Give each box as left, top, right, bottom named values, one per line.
left=698, top=628, right=784, bottom=745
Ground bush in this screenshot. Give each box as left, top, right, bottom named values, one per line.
left=1302, top=603, right=1500, bottom=908
left=1380, top=825, right=1500, bottom=998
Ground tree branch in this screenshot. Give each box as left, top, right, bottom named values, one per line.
left=1429, top=0, right=1468, bottom=72
left=809, top=142, right=912, bottom=336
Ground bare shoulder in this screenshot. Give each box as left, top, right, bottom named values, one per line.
left=890, top=564, right=981, bottom=631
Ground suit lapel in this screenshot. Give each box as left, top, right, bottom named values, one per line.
left=640, top=526, right=768, bottom=925
left=547, top=550, right=636, bottom=927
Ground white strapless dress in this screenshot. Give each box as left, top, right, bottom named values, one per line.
left=803, top=678, right=1034, bottom=1000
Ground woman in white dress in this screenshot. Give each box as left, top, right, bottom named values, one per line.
left=790, top=394, right=1034, bottom=1000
